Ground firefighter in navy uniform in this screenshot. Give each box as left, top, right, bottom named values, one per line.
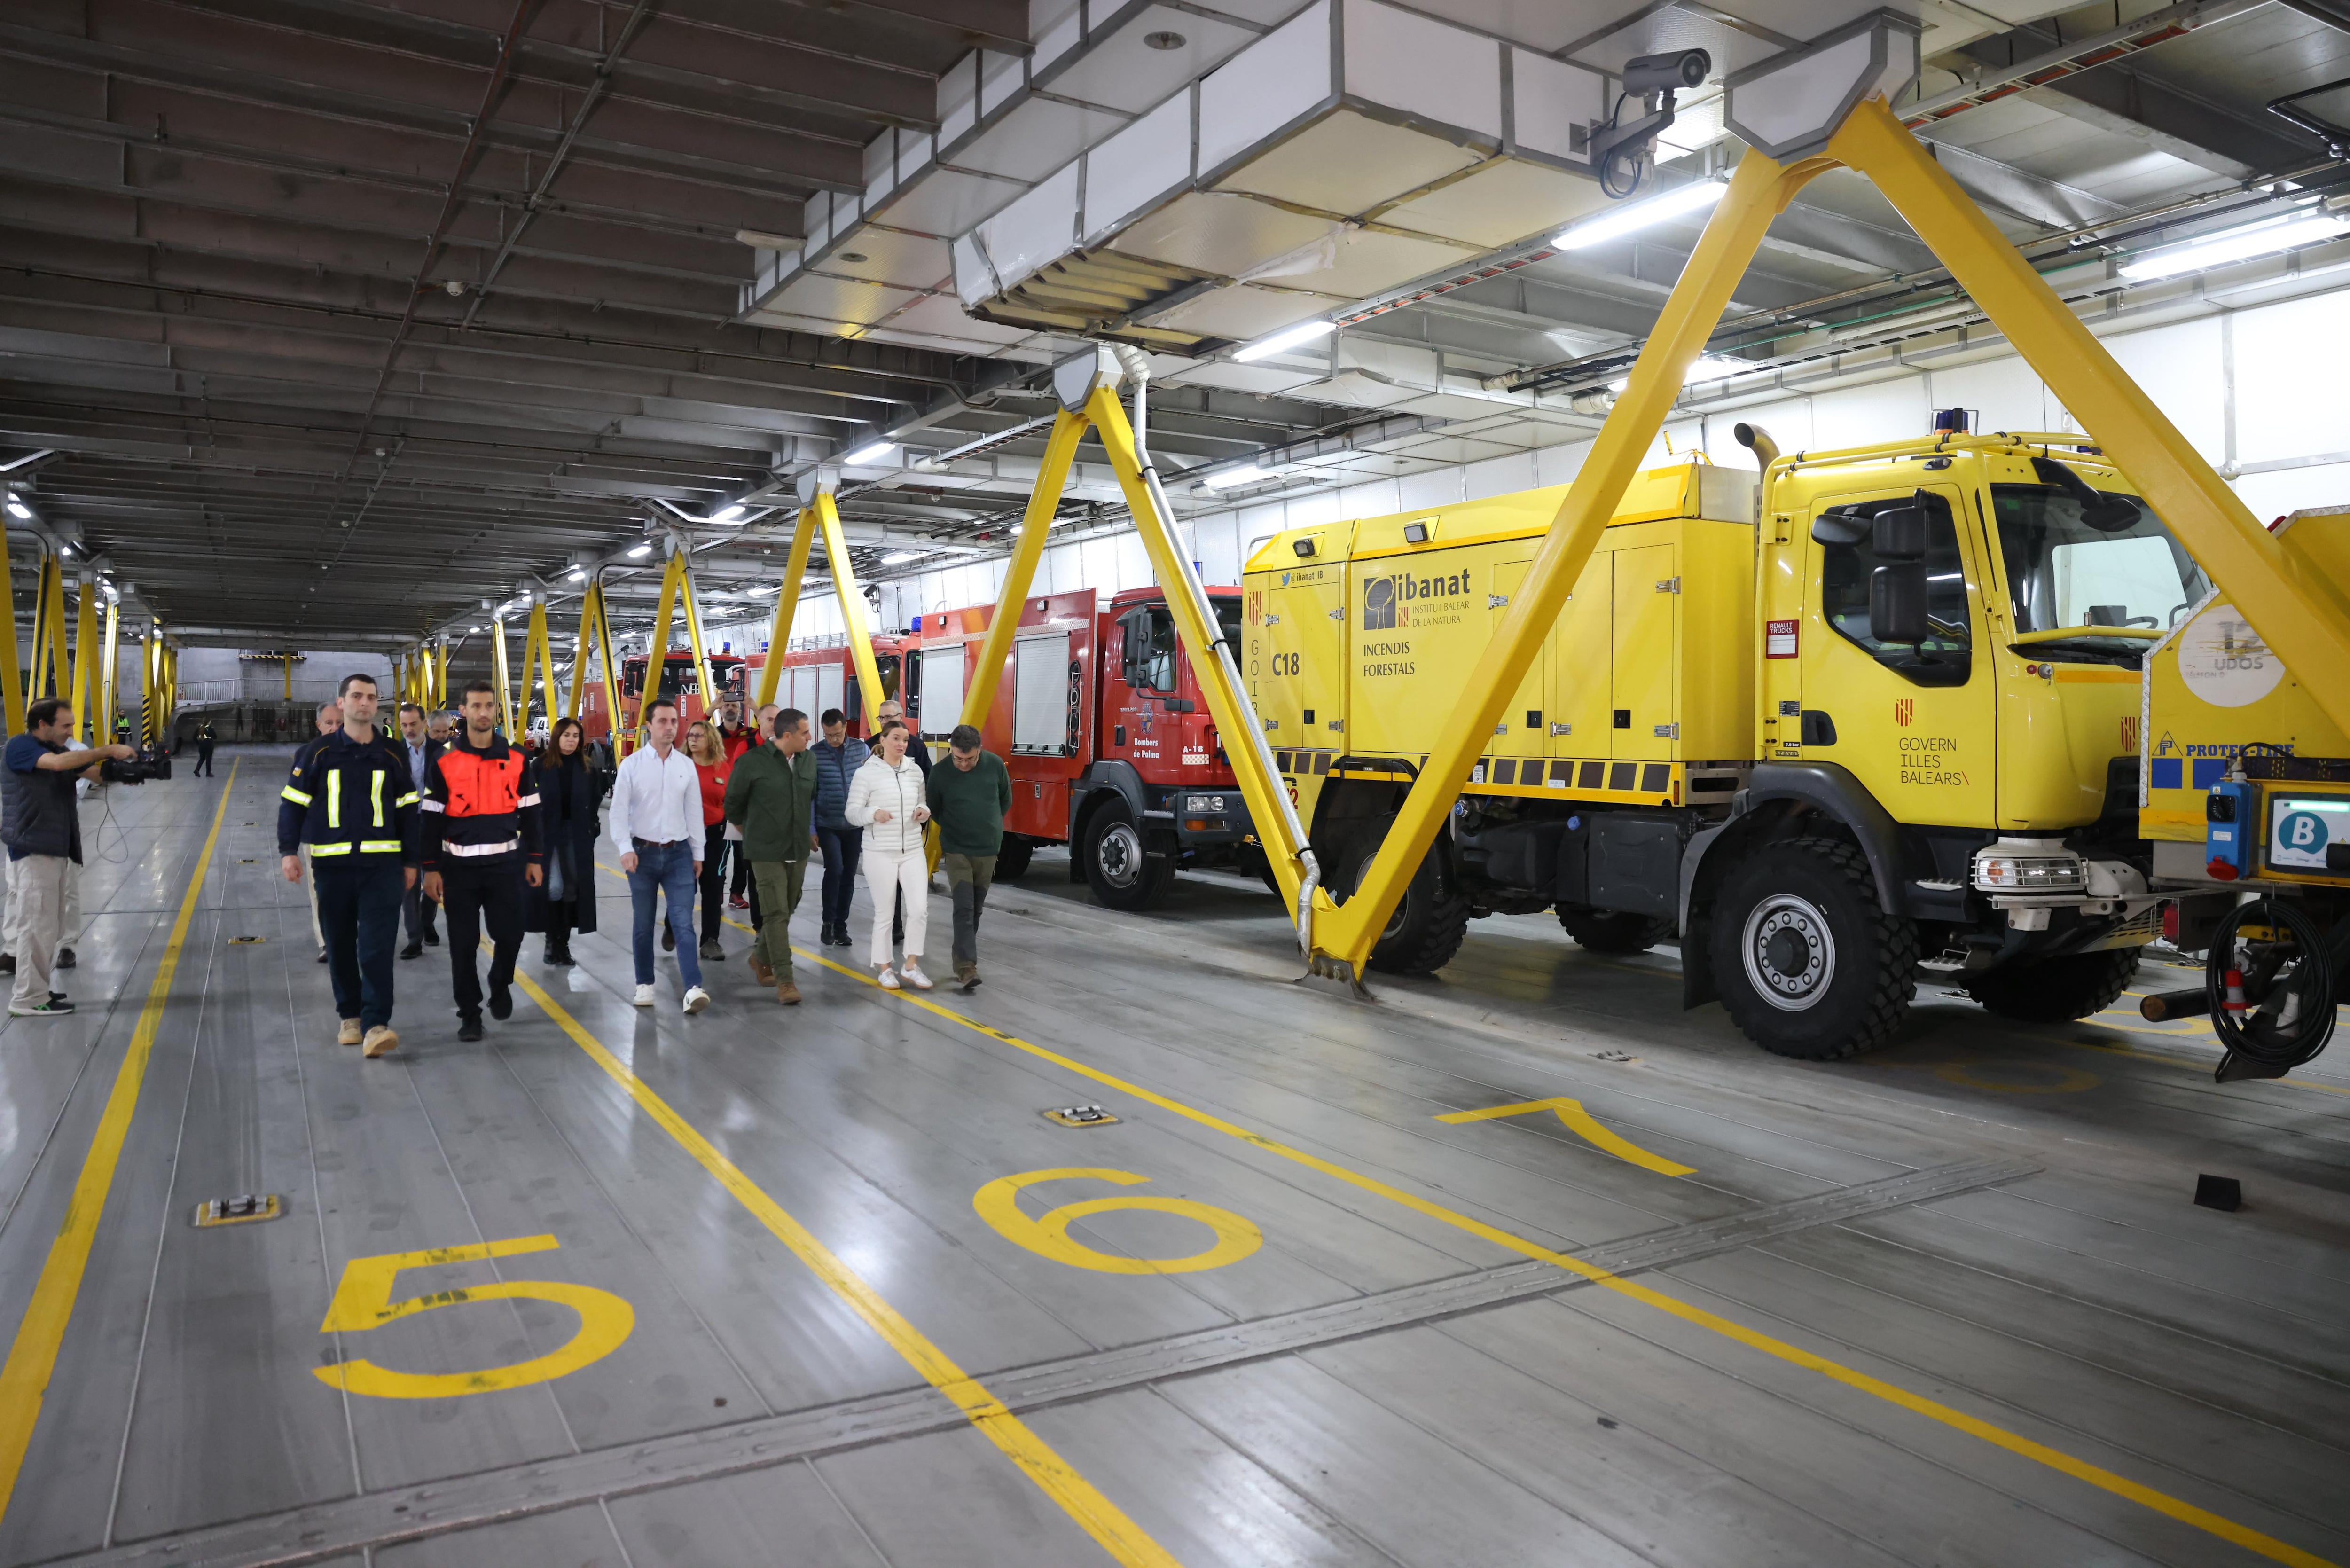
left=278, top=673, right=420, bottom=1058
left=419, top=680, right=543, bottom=1042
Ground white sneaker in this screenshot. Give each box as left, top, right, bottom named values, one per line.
left=900, top=963, right=933, bottom=991
left=877, top=967, right=901, bottom=989
left=632, top=984, right=656, bottom=1007
left=683, top=986, right=711, bottom=1015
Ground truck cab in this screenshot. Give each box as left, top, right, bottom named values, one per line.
left=1688, top=427, right=2197, bottom=1054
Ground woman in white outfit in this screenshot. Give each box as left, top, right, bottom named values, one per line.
left=842, top=719, right=932, bottom=989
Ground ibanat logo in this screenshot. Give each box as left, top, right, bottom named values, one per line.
left=1363, top=568, right=1472, bottom=630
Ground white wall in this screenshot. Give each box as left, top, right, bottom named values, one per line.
left=831, top=282, right=2350, bottom=627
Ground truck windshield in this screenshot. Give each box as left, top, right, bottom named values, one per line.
left=1990, top=483, right=2209, bottom=666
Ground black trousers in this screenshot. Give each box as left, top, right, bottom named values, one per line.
left=316, top=861, right=404, bottom=1030
left=699, top=822, right=729, bottom=942
left=729, top=841, right=751, bottom=901
left=545, top=898, right=579, bottom=955
left=440, top=858, right=524, bottom=1022
left=194, top=741, right=215, bottom=776
left=817, top=827, right=861, bottom=928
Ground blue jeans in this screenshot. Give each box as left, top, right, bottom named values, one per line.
left=315, top=860, right=405, bottom=1030
left=627, top=839, right=703, bottom=989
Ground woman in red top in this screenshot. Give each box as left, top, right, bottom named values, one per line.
left=685, top=719, right=734, bottom=962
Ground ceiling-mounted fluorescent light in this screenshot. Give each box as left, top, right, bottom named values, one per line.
left=2119, top=211, right=2349, bottom=281
left=1554, top=179, right=1725, bottom=251
left=57, top=542, right=72, bottom=557
left=627, top=542, right=653, bottom=558
left=845, top=441, right=897, bottom=466
left=1234, top=320, right=1335, bottom=363
left=1608, top=355, right=1750, bottom=392
left=710, top=504, right=746, bottom=524
left=1202, top=464, right=1278, bottom=490
left=880, top=550, right=922, bottom=565
left=3, top=496, right=29, bottom=520
left=567, top=568, right=586, bottom=582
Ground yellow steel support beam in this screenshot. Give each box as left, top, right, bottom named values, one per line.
left=642, top=550, right=685, bottom=745
left=0, top=515, right=23, bottom=737
left=755, top=507, right=819, bottom=711
left=1084, top=386, right=1316, bottom=915
left=571, top=579, right=627, bottom=755
left=676, top=557, right=720, bottom=725
left=65, top=576, right=97, bottom=740
left=516, top=601, right=560, bottom=738
left=1312, top=147, right=1817, bottom=978
left=99, top=598, right=118, bottom=743
left=1833, top=97, right=2350, bottom=737
left=27, top=555, right=65, bottom=707
left=281, top=653, right=292, bottom=704
left=491, top=617, right=517, bottom=734
left=813, top=492, right=888, bottom=726
left=955, top=411, right=1088, bottom=739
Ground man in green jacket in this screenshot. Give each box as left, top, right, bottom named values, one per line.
left=722, top=706, right=820, bottom=1004
left=927, top=723, right=1013, bottom=992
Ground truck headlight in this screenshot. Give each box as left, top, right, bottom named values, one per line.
left=1973, top=838, right=2084, bottom=893
left=1185, top=794, right=1225, bottom=813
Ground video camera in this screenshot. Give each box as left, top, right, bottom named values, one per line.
left=101, top=748, right=171, bottom=785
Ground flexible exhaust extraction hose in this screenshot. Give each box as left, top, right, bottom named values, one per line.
left=1109, top=344, right=1321, bottom=957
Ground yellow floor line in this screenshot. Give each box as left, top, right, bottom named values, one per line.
left=786, top=941, right=2336, bottom=1568
left=0, top=761, right=239, bottom=1523
left=1435, top=1096, right=1696, bottom=1177
left=507, top=965, right=1183, bottom=1568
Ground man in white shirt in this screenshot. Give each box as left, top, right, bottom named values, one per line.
left=608, top=695, right=709, bottom=1012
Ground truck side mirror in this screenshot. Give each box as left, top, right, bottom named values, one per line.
left=1117, top=608, right=1148, bottom=687
left=1870, top=562, right=1929, bottom=644
left=1871, top=502, right=1928, bottom=561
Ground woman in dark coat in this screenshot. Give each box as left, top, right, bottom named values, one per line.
left=526, top=716, right=609, bottom=965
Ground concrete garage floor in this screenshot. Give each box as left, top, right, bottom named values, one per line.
left=1, top=750, right=2344, bottom=1568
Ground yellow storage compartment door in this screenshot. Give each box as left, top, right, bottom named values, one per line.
left=1488, top=559, right=1546, bottom=760
left=1259, top=549, right=1349, bottom=755
left=1612, top=543, right=1678, bottom=760
left=1551, top=550, right=1613, bottom=762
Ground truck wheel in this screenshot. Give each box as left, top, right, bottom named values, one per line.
left=1558, top=906, right=1675, bottom=954
left=1964, top=948, right=2139, bottom=1022
left=1347, top=840, right=1470, bottom=976
left=1710, top=837, right=1915, bottom=1059
left=993, top=835, right=1034, bottom=882
left=1083, top=804, right=1175, bottom=911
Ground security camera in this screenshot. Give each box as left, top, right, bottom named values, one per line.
left=1590, top=47, right=1710, bottom=199
left=1622, top=50, right=1709, bottom=96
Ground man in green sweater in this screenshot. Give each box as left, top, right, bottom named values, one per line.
left=928, top=723, right=1013, bottom=992
left=722, top=706, right=820, bottom=1004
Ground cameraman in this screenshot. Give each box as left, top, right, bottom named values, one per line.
left=3, top=698, right=132, bottom=1017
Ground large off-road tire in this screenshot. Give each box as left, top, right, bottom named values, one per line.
left=1965, top=947, right=2140, bottom=1022
left=1558, top=906, right=1675, bottom=954
left=1344, top=837, right=1470, bottom=976
left=1083, top=803, right=1175, bottom=911
left=992, top=835, right=1034, bottom=882
left=1710, top=836, right=1915, bottom=1059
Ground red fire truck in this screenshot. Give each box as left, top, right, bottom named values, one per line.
left=725, top=635, right=908, bottom=739
left=905, top=586, right=1260, bottom=908
left=577, top=649, right=745, bottom=749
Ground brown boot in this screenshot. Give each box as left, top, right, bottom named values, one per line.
left=776, top=981, right=802, bottom=1005
left=361, top=1026, right=399, bottom=1058
left=748, top=952, right=775, bottom=987
left=337, top=1018, right=362, bottom=1047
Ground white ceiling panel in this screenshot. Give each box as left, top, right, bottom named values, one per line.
left=1215, top=109, right=1484, bottom=217
left=1378, top=160, right=1612, bottom=248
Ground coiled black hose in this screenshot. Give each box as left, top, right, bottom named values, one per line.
left=2205, top=898, right=2338, bottom=1072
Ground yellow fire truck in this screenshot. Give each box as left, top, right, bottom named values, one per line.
left=1245, top=416, right=2195, bottom=1061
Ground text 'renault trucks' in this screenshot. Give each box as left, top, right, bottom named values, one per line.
left=1246, top=415, right=2206, bottom=1062
left=2135, top=502, right=2350, bottom=1082
left=906, top=586, right=1260, bottom=907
